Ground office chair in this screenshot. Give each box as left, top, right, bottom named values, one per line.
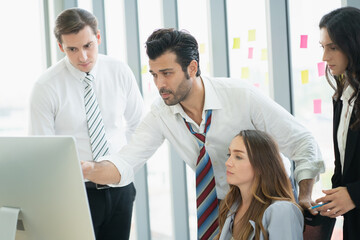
left=303, top=210, right=336, bottom=240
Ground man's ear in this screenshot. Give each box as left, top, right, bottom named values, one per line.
left=58, top=42, right=65, bottom=52
left=96, top=30, right=101, bottom=45
left=188, top=60, right=198, bottom=77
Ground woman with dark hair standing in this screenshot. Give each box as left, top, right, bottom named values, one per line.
left=216, top=130, right=303, bottom=240
left=316, top=7, right=360, bottom=239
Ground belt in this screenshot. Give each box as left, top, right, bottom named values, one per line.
left=85, top=181, right=110, bottom=190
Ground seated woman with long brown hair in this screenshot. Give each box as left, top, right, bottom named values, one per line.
left=216, top=130, right=303, bottom=240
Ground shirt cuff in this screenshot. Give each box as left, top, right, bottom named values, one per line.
left=294, top=159, right=325, bottom=183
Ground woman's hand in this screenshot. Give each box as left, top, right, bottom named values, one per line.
left=315, top=187, right=355, bottom=218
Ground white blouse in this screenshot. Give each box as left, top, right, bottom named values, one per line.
left=337, top=85, right=356, bottom=173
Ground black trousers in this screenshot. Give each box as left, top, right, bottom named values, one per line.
left=86, top=183, right=136, bottom=240
left=343, top=208, right=360, bottom=240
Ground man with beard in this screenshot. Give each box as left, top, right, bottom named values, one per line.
left=83, top=28, right=324, bottom=239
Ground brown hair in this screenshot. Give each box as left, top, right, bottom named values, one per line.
left=319, top=7, right=360, bottom=129
left=216, top=130, right=299, bottom=240
left=54, top=8, right=98, bottom=44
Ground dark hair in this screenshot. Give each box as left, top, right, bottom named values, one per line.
left=216, top=130, right=297, bottom=240
left=54, top=8, right=98, bottom=44
left=319, top=7, right=360, bottom=129
left=145, top=28, right=201, bottom=77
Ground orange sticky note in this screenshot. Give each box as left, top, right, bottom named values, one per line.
left=314, top=99, right=322, bottom=114
left=241, top=67, right=249, bottom=79
left=248, top=30, right=256, bottom=41
left=300, top=35, right=308, bottom=48
left=318, top=62, right=325, bottom=77
left=248, top=47, right=254, bottom=59
left=301, top=70, right=309, bottom=84
left=233, top=38, right=240, bottom=49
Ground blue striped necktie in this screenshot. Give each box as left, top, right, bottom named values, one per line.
left=83, top=74, right=109, bottom=160
left=184, top=110, right=219, bottom=240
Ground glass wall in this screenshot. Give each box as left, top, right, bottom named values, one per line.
left=287, top=0, right=342, bottom=237
left=178, top=0, right=212, bottom=77
left=137, top=0, right=174, bottom=239
left=226, top=0, right=270, bottom=96
left=3, top=0, right=357, bottom=239
left=177, top=0, right=212, bottom=238
left=104, top=0, right=127, bottom=61
left=0, top=0, right=46, bottom=136
left=77, top=0, right=92, bottom=11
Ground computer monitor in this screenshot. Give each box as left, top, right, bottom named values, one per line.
left=0, top=136, right=95, bottom=240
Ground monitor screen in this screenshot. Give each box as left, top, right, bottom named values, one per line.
left=0, top=136, right=95, bottom=240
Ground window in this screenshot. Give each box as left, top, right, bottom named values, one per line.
left=177, top=0, right=212, bottom=238
left=0, top=0, right=46, bottom=136
left=104, top=0, right=127, bottom=61
left=226, top=0, right=270, bottom=96
left=137, top=1, right=174, bottom=239
left=77, top=0, right=92, bottom=12
left=288, top=0, right=343, bottom=236
left=178, top=0, right=212, bottom=78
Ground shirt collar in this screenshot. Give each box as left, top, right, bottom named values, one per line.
left=341, top=84, right=355, bottom=103
left=169, top=76, right=222, bottom=117
left=65, top=56, right=99, bottom=82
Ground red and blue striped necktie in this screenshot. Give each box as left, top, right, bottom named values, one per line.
left=184, top=110, right=219, bottom=240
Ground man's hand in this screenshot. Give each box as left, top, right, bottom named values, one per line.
left=81, top=161, right=95, bottom=180
left=80, top=160, right=121, bottom=185
left=315, top=187, right=355, bottom=218
left=298, top=178, right=318, bottom=215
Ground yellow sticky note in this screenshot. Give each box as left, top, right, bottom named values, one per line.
left=261, top=49, right=267, bottom=60
left=233, top=38, right=240, bottom=49
left=200, top=43, right=206, bottom=54
left=248, top=29, right=256, bottom=41
left=241, top=67, right=249, bottom=79
left=301, top=70, right=309, bottom=84
left=141, top=65, right=148, bottom=74
left=265, top=72, right=269, bottom=85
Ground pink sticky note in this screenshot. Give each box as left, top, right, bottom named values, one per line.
left=254, top=83, right=260, bottom=88
left=317, top=62, right=325, bottom=76
left=248, top=47, right=254, bottom=59
left=300, top=35, right=308, bottom=48
left=314, top=99, right=322, bottom=114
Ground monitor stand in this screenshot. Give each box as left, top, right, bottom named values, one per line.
left=0, top=207, right=20, bottom=240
